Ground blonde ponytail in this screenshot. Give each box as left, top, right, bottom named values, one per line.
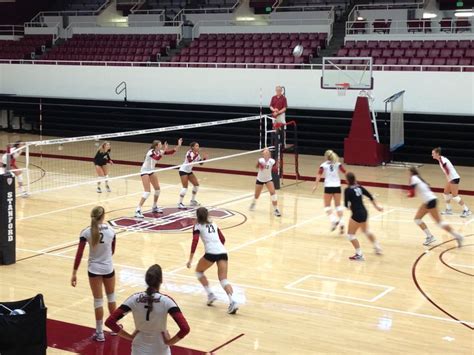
left=324, top=150, right=339, bottom=164
left=90, top=206, right=105, bottom=247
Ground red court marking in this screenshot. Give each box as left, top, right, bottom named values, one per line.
left=411, top=235, right=474, bottom=330
left=4, top=151, right=474, bottom=195
left=439, top=244, right=474, bottom=277
left=209, top=333, right=245, bottom=353
left=47, top=318, right=206, bottom=354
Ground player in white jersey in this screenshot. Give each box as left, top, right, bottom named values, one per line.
left=106, top=264, right=190, bottom=355
left=249, top=148, right=281, bottom=217
left=178, top=141, right=208, bottom=209
left=71, top=206, right=117, bottom=342
left=2, top=141, right=27, bottom=196
left=432, top=147, right=471, bottom=217
left=135, top=138, right=182, bottom=218
left=312, top=150, right=346, bottom=233
left=408, top=167, right=463, bottom=247
left=186, top=207, right=239, bottom=314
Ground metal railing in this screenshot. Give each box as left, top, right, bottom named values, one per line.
left=1, top=59, right=472, bottom=72
left=0, top=25, right=24, bottom=37
left=273, top=5, right=334, bottom=12
left=346, top=19, right=473, bottom=35
left=29, top=0, right=111, bottom=25
left=173, top=0, right=240, bottom=22
left=192, top=17, right=334, bottom=39
left=348, top=1, right=425, bottom=22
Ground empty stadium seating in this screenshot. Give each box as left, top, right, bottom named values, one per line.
left=0, top=35, right=53, bottom=59
left=168, top=32, right=326, bottom=68
left=336, top=40, right=474, bottom=71
left=41, top=34, right=178, bottom=63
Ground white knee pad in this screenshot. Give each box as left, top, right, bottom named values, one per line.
left=271, top=194, right=278, bottom=202
left=106, top=293, right=116, bottom=303
left=94, top=298, right=103, bottom=309
left=180, top=188, right=188, bottom=197
left=443, top=193, right=452, bottom=202
left=346, top=234, right=356, bottom=241
left=452, top=196, right=461, bottom=203
left=195, top=272, right=204, bottom=279
left=154, top=189, right=161, bottom=197
left=142, top=191, right=150, bottom=199
left=336, top=206, right=345, bottom=212
left=414, top=219, right=423, bottom=226
left=220, top=279, right=230, bottom=288
left=438, top=221, right=448, bottom=228
left=324, top=207, right=332, bottom=214
left=192, top=186, right=199, bottom=194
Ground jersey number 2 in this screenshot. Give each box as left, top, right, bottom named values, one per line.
left=99, top=233, right=105, bottom=244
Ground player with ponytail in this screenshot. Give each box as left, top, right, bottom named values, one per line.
left=106, top=264, right=190, bottom=354
left=71, top=206, right=117, bottom=342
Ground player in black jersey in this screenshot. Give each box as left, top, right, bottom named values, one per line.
left=344, top=172, right=383, bottom=261
left=94, top=142, right=113, bottom=193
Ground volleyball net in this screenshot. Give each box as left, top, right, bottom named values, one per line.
left=6, top=114, right=276, bottom=195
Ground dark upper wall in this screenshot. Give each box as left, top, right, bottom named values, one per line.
left=0, top=0, right=56, bottom=25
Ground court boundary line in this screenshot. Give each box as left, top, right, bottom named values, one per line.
left=284, top=274, right=395, bottom=303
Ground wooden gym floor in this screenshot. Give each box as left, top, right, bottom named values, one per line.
left=0, top=133, right=473, bottom=354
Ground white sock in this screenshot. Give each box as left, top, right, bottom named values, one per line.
left=273, top=205, right=278, bottom=211
left=96, top=320, right=103, bottom=333
left=463, top=205, right=469, bottom=211
left=373, top=241, right=380, bottom=249
left=227, top=292, right=234, bottom=303
left=446, top=203, right=452, bottom=210
left=355, top=248, right=362, bottom=255
left=204, top=285, right=212, bottom=295
left=152, top=203, right=157, bottom=208
left=136, top=207, right=141, bottom=212
left=330, top=214, right=338, bottom=224
left=252, top=198, right=257, bottom=204
left=422, top=228, right=432, bottom=238
left=338, top=219, right=345, bottom=227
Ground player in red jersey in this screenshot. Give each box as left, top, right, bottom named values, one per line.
left=106, top=264, right=190, bottom=355
left=71, top=206, right=117, bottom=342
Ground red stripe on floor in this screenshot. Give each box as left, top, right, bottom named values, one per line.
left=47, top=318, right=206, bottom=355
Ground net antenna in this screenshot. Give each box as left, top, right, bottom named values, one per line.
left=384, top=90, right=405, bottom=152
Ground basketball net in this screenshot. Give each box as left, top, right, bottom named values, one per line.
left=335, top=82, right=350, bottom=96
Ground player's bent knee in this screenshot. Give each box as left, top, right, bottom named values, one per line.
left=414, top=219, right=423, bottom=226
left=346, top=234, right=356, bottom=241
left=180, top=188, right=188, bottom=196
left=271, top=194, right=278, bottom=202
left=106, top=293, right=116, bottom=303
left=142, top=191, right=150, bottom=199
left=452, top=196, right=461, bottom=203
left=94, top=298, right=103, bottom=309
left=220, top=279, right=229, bottom=288
left=195, top=272, right=204, bottom=279
left=154, top=189, right=160, bottom=197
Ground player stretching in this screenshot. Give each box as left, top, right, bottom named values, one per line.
left=71, top=206, right=117, bottom=342
left=408, top=167, right=464, bottom=247
left=178, top=141, right=207, bottom=209
left=106, top=264, right=190, bottom=355
left=187, top=207, right=239, bottom=314
left=431, top=147, right=471, bottom=217
left=94, top=142, right=113, bottom=193
left=135, top=138, right=182, bottom=218
left=249, top=148, right=281, bottom=217
left=2, top=141, right=26, bottom=196
left=344, top=172, right=383, bottom=261
left=313, top=150, right=346, bottom=233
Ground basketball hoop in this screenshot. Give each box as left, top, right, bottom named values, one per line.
left=336, top=82, right=350, bottom=96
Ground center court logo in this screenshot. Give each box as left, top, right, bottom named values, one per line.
left=109, top=207, right=235, bottom=232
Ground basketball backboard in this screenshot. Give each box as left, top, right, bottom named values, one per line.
left=321, top=57, right=374, bottom=90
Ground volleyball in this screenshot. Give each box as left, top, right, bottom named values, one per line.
left=293, top=45, right=304, bottom=57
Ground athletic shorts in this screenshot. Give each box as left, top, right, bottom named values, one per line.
left=324, top=187, right=342, bottom=194
left=204, top=253, right=228, bottom=263
left=140, top=172, right=154, bottom=177
left=94, top=161, right=108, bottom=167
left=425, top=199, right=437, bottom=209
left=88, top=270, right=115, bottom=278
left=179, top=171, right=194, bottom=177
left=256, top=179, right=272, bottom=185
left=450, top=178, right=460, bottom=185
left=351, top=209, right=368, bottom=223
